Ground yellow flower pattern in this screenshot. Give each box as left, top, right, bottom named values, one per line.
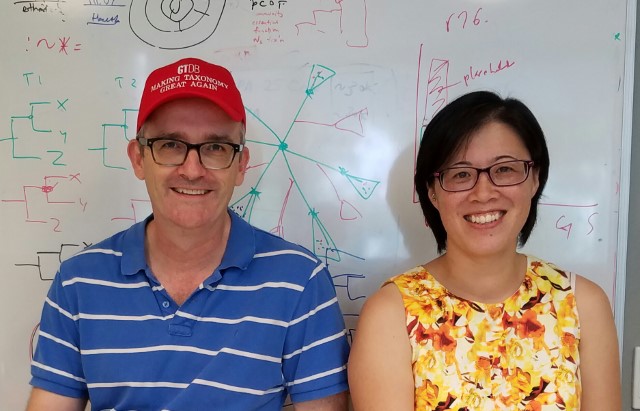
left=387, top=256, right=581, bottom=410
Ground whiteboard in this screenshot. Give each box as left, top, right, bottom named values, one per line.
left=0, top=0, right=632, bottom=409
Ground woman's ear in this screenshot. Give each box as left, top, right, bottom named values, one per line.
left=427, top=185, right=438, bottom=209
left=529, top=167, right=540, bottom=197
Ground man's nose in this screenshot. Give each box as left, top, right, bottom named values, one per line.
left=178, top=148, right=207, bottom=177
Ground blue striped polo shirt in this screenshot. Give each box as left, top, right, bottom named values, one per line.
left=30, top=210, right=349, bottom=410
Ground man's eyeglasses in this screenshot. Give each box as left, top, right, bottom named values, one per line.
left=433, top=160, right=534, bottom=192
left=137, top=137, right=243, bottom=170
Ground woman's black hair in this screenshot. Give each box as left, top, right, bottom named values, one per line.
left=414, top=90, right=550, bottom=253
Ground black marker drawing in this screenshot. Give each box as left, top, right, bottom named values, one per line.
left=129, top=0, right=226, bottom=49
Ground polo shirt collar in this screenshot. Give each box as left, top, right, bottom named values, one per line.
left=119, top=210, right=255, bottom=277
left=219, top=209, right=255, bottom=271
left=121, top=215, right=151, bottom=277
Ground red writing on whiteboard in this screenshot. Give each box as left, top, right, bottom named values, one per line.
left=253, top=11, right=284, bottom=45
left=542, top=202, right=599, bottom=239
left=2, top=174, right=84, bottom=231
left=446, top=8, right=486, bottom=32
left=426, top=59, right=460, bottom=118
left=463, top=59, right=515, bottom=86
left=31, top=37, right=82, bottom=54
left=555, top=215, right=572, bottom=239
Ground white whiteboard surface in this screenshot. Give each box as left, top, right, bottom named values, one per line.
left=0, top=0, right=632, bottom=409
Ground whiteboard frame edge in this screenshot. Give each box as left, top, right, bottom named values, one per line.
left=615, top=0, right=637, bottom=356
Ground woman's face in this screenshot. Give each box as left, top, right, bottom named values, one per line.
left=428, top=121, right=539, bottom=258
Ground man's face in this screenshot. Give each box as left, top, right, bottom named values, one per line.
left=128, top=97, right=249, bottom=232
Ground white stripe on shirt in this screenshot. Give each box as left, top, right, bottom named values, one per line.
left=176, top=311, right=289, bottom=327
left=47, top=297, right=336, bottom=328
left=254, top=249, right=317, bottom=262
left=81, top=345, right=281, bottom=363
left=78, top=313, right=173, bottom=321
left=31, top=361, right=86, bottom=383
left=45, top=297, right=79, bottom=321
left=193, top=378, right=284, bottom=396
left=289, top=297, right=339, bottom=326
left=285, top=365, right=347, bottom=387
left=308, top=263, right=325, bottom=280
left=38, top=330, right=80, bottom=352
left=75, top=248, right=123, bottom=257
left=62, top=277, right=150, bottom=288
left=216, top=281, right=304, bottom=292
left=283, top=330, right=347, bottom=359
left=88, top=381, right=188, bottom=389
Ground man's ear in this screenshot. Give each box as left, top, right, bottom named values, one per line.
left=127, top=139, right=145, bottom=180
left=235, top=146, right=250, bottom=187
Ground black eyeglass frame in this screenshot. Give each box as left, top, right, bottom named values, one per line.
left=432, top=160, right=535, bottom=192
left=137, top=136, right=244, bottom=170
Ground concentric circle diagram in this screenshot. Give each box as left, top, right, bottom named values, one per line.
left=129, top=0, right=226, bottom=49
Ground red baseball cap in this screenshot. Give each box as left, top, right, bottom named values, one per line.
left=136, top=57, right=246, bottom=132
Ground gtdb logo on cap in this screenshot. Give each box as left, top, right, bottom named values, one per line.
left=136, top=57, right=247, bottom=132
left=177, top=63, right=201, bottom=75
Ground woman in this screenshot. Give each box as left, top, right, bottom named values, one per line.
left=348, top=91, right=621, bottom=410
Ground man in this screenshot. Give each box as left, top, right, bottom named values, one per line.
left=27, top=58, right=350, bottom=410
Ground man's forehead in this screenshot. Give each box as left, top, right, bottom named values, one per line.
left=144, top=121, right=243, bottom=144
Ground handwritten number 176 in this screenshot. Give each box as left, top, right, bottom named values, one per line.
left=446, top=8, right=483, bottom=32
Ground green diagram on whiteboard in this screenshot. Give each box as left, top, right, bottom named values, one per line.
left=231, top=64, right=380, bottom=263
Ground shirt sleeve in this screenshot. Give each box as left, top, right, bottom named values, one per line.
left=30, top=269, right=88, bottom=399
left=282, top=261, right=350, bottom=403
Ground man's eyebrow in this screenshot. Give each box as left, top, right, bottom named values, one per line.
left=148, top=132, right=183, bottom=140
left=203, top=133, right=234, bottom=142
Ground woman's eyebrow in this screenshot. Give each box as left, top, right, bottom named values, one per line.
left=447, top=155, right=520, bottom=167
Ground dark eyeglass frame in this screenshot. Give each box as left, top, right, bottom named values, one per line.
left=433, top=160, right=535, bottom=192
left=137, top=136, right=244, bottom=170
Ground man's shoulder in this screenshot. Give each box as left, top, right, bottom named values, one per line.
left=231, top=209, right=320, bottom=263
left=58, top=221, right=144, bottom=276
left=235, top=224, right=333, bottom=289
left=250, top=224, right=320, bottom=263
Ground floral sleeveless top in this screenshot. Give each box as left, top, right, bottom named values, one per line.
left=387, top=256, right=581, bottom=411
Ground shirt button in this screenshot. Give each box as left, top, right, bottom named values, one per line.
left=162, top=301, right=170, bottom=308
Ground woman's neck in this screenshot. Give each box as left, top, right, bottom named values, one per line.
left=426, top=249, right=528, bottom=303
